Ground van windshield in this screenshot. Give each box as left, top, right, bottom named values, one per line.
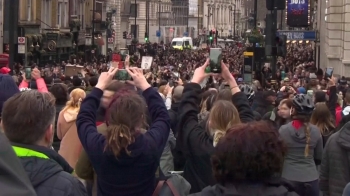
left=184, top=41, right=190, bottom=46
left=172, top=41, right=183, bottom=46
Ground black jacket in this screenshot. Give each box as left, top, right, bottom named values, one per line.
left=169, top=102, right=180, bottom=134
left=177, top=83, right=255, bottom=193
left=12, top=143, right=87, bottom=196
left=0, top=132, right=37, bottom=196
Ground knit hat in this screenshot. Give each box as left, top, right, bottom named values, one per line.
left=0, top=74, right=20, bottom=116
left=297, top=87, right=306, bottom=94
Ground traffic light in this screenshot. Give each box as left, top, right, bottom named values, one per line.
left=209, top=30, right=213, bottom=40
left=123, top=31, right=127, bottom=39
left=276, top=35, right=287, bottom=57
left=145, top=32, right=148, bottom=42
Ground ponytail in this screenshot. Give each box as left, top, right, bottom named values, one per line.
left=105, top=124, right=135, bottom=157
left=304, top=122, right=311, bottom=157
left=213, top=130, right=226, bottom=147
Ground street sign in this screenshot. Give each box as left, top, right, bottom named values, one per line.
left=156, top=30, right=161, bottom=37
left=18, top=37, right=25, bottom=44
left=108, top=38, right=114, bottom=43
left=18, top=45, right=25, bottom=54
left=183, top=32, right=188, bottom=36
left=18, top=37, right=25, bottom=54
left=229, top=30, right=232, bottom=32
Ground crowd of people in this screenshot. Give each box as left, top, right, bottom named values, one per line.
left=1, top=42, right=350, bottom=196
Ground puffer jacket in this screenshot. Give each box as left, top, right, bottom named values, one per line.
left=12, top=143, right=87, bottom=196
left=320, top=121, right=350, bottom=196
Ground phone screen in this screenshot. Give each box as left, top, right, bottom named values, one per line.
left=209, top=48, right=222, bottom=73
left=115, top=69, right=132, bottom=81
left=325, top=67, right=333, bottom=79
left=25, top=67, right=32, bottom=79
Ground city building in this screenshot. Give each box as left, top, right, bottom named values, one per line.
left=202, top=0, right=243, bottom=37
left=321, top=0, right=350, bottom=75
left=1, top=0, right=114, bottom=66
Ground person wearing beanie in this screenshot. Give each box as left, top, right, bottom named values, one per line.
left=298, top=87, right=306, bottom=94
left=0, top=74, right=20, bottom=118
left=18, top=68, right=48, bottom=93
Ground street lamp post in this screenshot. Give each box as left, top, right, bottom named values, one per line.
left=197, top=4, right=200, bottom=37
left=205, top=5, right=212, bottom=30
left=186, top=2, right=189, bottom=34
left=134, top=0, right=137, bottom=39
left=158, top=0, right=161, bottom=33
left=92, top=0, right=96, bottom=46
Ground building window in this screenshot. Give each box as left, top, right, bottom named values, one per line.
left=130, top=4, right=138, bottom=18
left=57, top=0, right=68, bottom=28
left=79, top=2, right=84, bottom=29
left=41, top=0, right=52, bottom=28
left=130, top=24, right=138, bottom=38
left=27, top=0, right=32, bottom=21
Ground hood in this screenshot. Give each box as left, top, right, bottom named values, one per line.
left=63, top=108, right=79, bottom=123
left=284, top=122, right=307, bottom=143
left=337, top=121, right=350, bottom=150
left=170, top=102, right=180, bottom=113
left=343, top=106, right=350, bottom=116
left=199, top=182, right=292, bottom=196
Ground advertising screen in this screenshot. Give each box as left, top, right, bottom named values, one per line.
left=287, top=0, right=309, bottom=27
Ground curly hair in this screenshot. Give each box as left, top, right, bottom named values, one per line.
left=211, top=121, right=286, bottom=185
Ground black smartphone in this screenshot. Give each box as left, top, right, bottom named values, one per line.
left=169, top=80, right=174, bottom=87
left=115, top=69, right=132, bottom=81
left=209, top=48, right=222, bottom=73
left=25, top=67, right=32, bottom=79
left=325, top=67, right=334, bottom=80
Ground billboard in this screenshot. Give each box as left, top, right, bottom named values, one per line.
left=286, top=0, right=309, bottom=27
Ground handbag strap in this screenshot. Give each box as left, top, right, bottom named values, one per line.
left=165, top=180, right=181, bottom=196
left=152, top=180, right=165, bottom=196
left=152, top=179, right=181, bottom=196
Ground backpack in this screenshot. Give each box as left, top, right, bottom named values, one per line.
left=152, top=169, right=191, bottom=196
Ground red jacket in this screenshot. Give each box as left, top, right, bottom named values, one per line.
left=335, top=104, right=342, bottom=127
left=19, top=78, right=48, bottom=92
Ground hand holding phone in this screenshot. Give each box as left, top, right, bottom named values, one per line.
left=115, top=69, right=132, bottom=81
left=325, top=67, right=334, bottom=80
left=24, top=67, right=32, bottom=80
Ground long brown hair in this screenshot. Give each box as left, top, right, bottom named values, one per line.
left=310, top=102, right=335, bottom=136
left=104, top=89, right=146, bottom=157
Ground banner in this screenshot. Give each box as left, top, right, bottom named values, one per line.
left=287, top=0, right=309, bottom=27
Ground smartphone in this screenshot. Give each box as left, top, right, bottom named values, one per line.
left=25, top=67, right=32, bottom=79
left=325, top=67, right=334, bottom=80
left=169, top=81, right=174, bottom=87
left=115, top=69, right=132, bottom=81
left=209, top=48, right=222, bottom=73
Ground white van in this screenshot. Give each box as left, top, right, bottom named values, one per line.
left=171, top=37, right=193, bottom=50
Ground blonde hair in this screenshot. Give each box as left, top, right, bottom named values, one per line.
left=208, top=100, right=241, bottom=146
left=304, top=121, right=311, bottom=157
left=62, top=89, right=86, bottom=112
left=310, top=102, right=335, bottom=136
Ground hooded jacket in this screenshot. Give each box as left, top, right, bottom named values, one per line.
left=57, top=107, right=82, bottom=168
left=278, top=121, right=323, bottom=182
left=0, top=132, right=36, bottom=196
left=11, top=143, right=87, bottom=196
left=177, top=83, right=255, bottom=193
left=320, top=121, right=350, bottom=196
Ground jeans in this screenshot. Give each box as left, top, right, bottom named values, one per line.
left=288, top=179, right=319, bottom=196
